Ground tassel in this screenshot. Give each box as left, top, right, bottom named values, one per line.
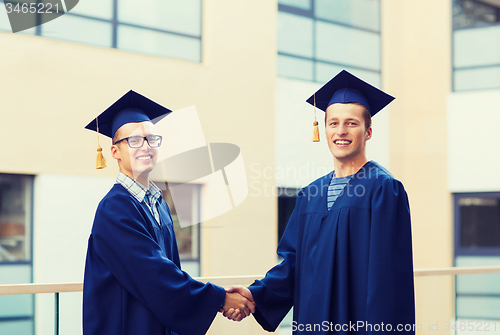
left=96, top=146, right=106, bottom=169
left=312, top=94, right=320, bottom=142
left=95, top=117, right=106, bottom=169
left=312, top=120, right=320, bottom=142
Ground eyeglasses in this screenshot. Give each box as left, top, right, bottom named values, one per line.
left=113, top=135, right=163, bottom=148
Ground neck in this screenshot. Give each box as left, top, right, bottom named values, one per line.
left=121, top=169, right=150, bottom=189
left=136, top=175, right=150, bottom=189
left=333, top=156, right=368, bottom=178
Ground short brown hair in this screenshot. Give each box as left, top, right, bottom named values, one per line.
left=359, top=103, right=372, bottom=130
left=112, top=128, right=122, bottom=145
left=324, top=102, right=372, bottom=130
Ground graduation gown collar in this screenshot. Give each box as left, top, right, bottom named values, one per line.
left=302, top=160, right=384, bottom=214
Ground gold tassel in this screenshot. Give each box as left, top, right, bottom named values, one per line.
left=312, top=120, right=320, bottom=142
left=312, top=94, right=320, bottom=142
left=96, top=146, right=106, bottom=169
left=96, top=117, right=106, bottom=169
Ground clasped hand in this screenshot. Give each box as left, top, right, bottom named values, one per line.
left=219, top=285, right=255, bottom=322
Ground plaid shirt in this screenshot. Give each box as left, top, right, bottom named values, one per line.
left=116, top=172, right=162, bottom=225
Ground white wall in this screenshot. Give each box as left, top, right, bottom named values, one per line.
left=33, top=174, right=115, bottom=335
left=448, top=89, right=500, bottom=192
left=275, top=77, right=391, bottom=189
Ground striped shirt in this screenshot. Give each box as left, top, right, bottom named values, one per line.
left=116, top=172, right=162, bottom=225
left=327, top=172, right=353, bottom=210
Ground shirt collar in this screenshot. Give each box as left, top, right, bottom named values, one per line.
left=116, top=172, right=162, bottom=204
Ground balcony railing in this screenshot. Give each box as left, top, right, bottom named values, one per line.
left=1, top=267, right=500, bottom=335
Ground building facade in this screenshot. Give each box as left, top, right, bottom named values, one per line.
left=1, top=0, right=500, bottom=334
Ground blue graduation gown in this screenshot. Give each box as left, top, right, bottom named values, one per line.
left=249, top=161, right=415, bottom=334
left=83, top=184, right=225, bottom=335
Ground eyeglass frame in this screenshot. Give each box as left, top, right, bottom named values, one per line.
left=113, top=135, right=163, bottom=148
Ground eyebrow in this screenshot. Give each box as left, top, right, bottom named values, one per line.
left=327, top=117, right=360, bottom=122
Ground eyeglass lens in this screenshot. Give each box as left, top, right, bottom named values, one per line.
left=128, top=135, right=162, bottom=148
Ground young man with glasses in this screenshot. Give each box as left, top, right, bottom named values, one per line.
left=83, top=90, right=254, bottom=335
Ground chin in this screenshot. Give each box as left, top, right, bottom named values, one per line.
left=132, top=164, right=155, bottom=176
left=138, top=166, right=155, bottom=175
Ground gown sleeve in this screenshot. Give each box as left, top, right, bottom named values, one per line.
left=91, top=192, right=226, bottom=335
left=365, top=178, right=415, bottom=333
left=248, top=191, right=303, bottom=331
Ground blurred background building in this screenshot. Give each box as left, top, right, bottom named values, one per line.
left=0, top=0, right=500, bottom=334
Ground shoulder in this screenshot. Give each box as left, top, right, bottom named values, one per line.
left=359, top=162, right=408, bottom=202
left=355, top=161, right=404, bottom=186
left=359, top=161, right=393, bottom=180
left=298, top=171, right=333, bottom=198
left=96, top=184, right=141, bottom=214
left=93, top=184, right=151, bottom=233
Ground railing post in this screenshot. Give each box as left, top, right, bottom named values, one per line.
left=454, top=275, right=457, bottom=335
left=55, top=292, right=59, bottom=335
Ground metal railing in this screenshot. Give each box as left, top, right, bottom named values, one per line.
left=2, top=267, right=500, bottom=335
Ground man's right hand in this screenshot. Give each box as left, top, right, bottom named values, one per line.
left=222, top=286, right=255, bottom=321
left=222, top=287, right=255, bottom=322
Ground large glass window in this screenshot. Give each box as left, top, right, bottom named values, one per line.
left=454, top=193, right=500, bottom=323
left=453, top=0, right=500, bottom=91
left=155, top=181, right=201, bottom=276
left=0, top=0, right=202, bottom=62
left=277, top=188, right=299, bottom=243
left=0, top=174, right=34, bottom=335
left=454, top=193, right=500, bottom=255
left=277, top=0, right=381, bottom=85
left=277, top=187, right=299, bottom=333
left=0, top=174, right=33, bottom=263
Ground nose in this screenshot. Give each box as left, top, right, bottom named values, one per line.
left=337, top=123, right=348, bottom=135
left=139, top=138, right=150, bottom=150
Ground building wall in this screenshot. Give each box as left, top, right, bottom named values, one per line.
left=0, top=0, right=277, bottom=334
left=448, top=89, right=500, bottom=192
left=4, top=0, right=494, bottom=333
left=383, top=0, right=454, bottom=333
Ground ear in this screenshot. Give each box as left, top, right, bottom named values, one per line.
left=111, top=144, right=121, bottom=160
left=365, top=127, right=372, bottom=141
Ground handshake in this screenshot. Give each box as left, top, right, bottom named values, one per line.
left=219, top=285, right=255, bottom=322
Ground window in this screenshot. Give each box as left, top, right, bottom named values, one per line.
left=454, top=193, right=500, bottom=322
left=454, top=193, right=500, bottom=256
left=278, top=187, right=300, bottom=243
left=0, top=174, right=34, bottom=335
left=453, top=0, right=500, bottom=91
left=0, top=174, right=33, bottom=263
left=460, top=197, right=500, bottom=248
left=277, top=0, right=381, bottom=85
left=155, top=181, right=201, bottom=276
left=0, top=0, right=202, bottom=62
left=276, top=187, right=300, bottom=332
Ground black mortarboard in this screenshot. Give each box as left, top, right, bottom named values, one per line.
left=85, top=90, right=172, bottom=169
left=306, top=70, right=395, bottom=117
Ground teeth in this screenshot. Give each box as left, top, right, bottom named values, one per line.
left=137, top=156, right=152, bottom=160
left=336, top=140, right=350, bottom=145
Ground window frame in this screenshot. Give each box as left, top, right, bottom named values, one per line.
left=0, top=173, right=35, bottom=335
left=0, top=0, right=203, bottom=62
left=454, top=192, right=500, bottom=257
left=277, top=0, right=381, bottom=83
left=153, top=181, right=201, bottom=275
left=0, top=174, right=34, bottom=265
left=452, top=0, right=500, bottom=91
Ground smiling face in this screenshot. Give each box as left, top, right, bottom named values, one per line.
left=325, top=103, right=372, bottom=168
left=111, top=121, right=158, bottom=186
